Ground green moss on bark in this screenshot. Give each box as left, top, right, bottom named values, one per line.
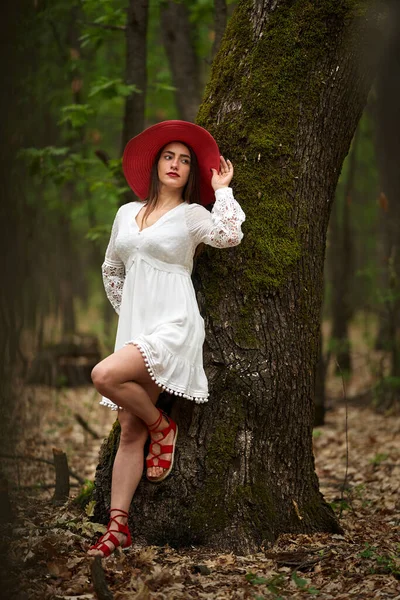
left=188, top=391, right=276, bottom=542
left=197, top=0, right=369, bottom=317
left=99, top=418, right=120, bottom=470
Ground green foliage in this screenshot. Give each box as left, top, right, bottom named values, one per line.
left=369, top=452, right=389, bottom=465
left=246, top=571, right=286, bottom=597
left=74, top=480, right=95, bottom=508
left=19, top=146, right=99, bottom=190
left=79, top=0, right=126, bottom=48
left=245, top=570, right=320, bottom=597
left=358, top=543, right=400, bottom=577
left=89, top=77, right=141, bottom=100
left=373, top=376, right=400, bottom=409
left=59, top=104, right=95, bottom=128
left=329, top=499, right=351, bottom=513
left=197, top=0, right=366, bottom=302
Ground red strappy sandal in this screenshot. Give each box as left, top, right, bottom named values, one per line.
left=88, top=508, right=132, bottom=557
left=146, top=408, right=178, bottom=483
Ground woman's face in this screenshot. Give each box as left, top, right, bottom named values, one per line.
left=157, top=142, right=191, bottom=191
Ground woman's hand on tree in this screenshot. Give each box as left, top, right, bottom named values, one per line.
left=211, top=156, right=234, bottom=191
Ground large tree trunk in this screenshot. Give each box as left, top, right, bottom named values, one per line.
left=314, top=326, right=328, bottom=427
left=94, top=0, right=383, bottom=552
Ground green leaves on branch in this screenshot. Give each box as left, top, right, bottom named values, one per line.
left=80, top=0, right=126, bottom=25
left=18, top=146, right=79, bottom=184
left=89, top=77, right=141, bottom=100
left=58, top=78, right=140, bottom=130
left=59, top=104, right=95, bottom=129
left=18, top=146, right=125, bottom=197
left=79, top=0, right=126, bottom=48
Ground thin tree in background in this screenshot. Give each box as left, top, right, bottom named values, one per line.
left=329, top=131, right=359, bottom=375
left=212, top=0, right=228, bottom=60
left=374, top=0, right=400, bottom=408
left=160, top=1, right=201, bottom=122
left=121, top=0, right=148, bottom=151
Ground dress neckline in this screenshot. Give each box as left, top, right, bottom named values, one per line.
left=134, top=201, right=186, bottom=233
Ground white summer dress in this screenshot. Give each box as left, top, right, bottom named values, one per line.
left=99, top=187, right=245, bottom=409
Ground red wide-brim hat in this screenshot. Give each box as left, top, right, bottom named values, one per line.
left=122, top=120, right=220, bottom=206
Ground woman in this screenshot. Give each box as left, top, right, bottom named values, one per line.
left=88, top=120, right=245, bottom=557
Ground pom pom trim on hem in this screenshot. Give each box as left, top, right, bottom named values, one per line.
left=98, top=340, right=209, bottom=410
left=126, top=340, right=209, bottom=404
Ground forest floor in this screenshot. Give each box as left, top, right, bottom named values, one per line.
left=1, top=350, right=399, bottom=599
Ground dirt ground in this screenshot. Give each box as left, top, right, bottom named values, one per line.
left=1, top=360, right=399, bottom=599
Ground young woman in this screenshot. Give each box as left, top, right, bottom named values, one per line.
left=88, top=120, right=245, bottom=557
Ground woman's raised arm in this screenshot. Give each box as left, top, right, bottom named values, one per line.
left=186, top=186, right=245, bottom=248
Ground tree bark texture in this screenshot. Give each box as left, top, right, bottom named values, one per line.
left=94, top=0, right=384, bottom=552
left=121, top=0, right=148, bottom=152
left=314, top=327, right=327, bottom=427
left=160, top=1, right=201, bottom=122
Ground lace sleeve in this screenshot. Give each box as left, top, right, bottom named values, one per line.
left=101, top=208, right=125, bottom=315
left=186, top=187, right=245, bottom=248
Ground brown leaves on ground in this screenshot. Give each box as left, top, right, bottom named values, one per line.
left=1, top=384, right=399, bottom=599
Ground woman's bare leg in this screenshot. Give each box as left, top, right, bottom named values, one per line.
left=88, top=407, right=154, bottom=557
left=91, top=345, right=176, bottom=481
left=92, top=344, right=163, bottom=427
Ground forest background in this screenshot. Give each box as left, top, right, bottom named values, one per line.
left=0, top=0, right=399, bottom=598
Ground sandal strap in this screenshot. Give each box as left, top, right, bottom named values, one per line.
left=149, top=442, right=173, bottom=456
left=153, top=457, right=172, bottom=469
left=93, top=542, right=113, bottom=557
left=89, top=508, right=132, bottom=555
left=146, top=414, right=177, bottom=470
left=148, top=409, right=163, bottom=432
left=146, top=456, right=172, bottom=469
left=149, top=420, right=173, bottom=444
left=109, top=508, right=129, bottom=517
left=105, top=531, right=120, bottom=548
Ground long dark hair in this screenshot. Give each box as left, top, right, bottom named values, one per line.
left=140, top=141, right=201, bottom=226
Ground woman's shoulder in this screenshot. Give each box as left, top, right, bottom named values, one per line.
left=185, top=201, right=210, bottom=218
left=117, top=200, right=143, bottom=217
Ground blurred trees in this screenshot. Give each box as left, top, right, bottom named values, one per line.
left=12, top=0, right=399, bottom=413
left=373, top=0, right=400, bottom=407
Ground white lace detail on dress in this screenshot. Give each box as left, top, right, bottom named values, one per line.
left=102, top=207, right=125, bottom=314
left=102, top=260, right=125, bottom=315
left=186, top=187, right=245, bottom=248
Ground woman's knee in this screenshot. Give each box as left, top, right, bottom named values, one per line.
left=91, top=362, right=117, bottom=395
left=119, top=412, right=148, bottom=447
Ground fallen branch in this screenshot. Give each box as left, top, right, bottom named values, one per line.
left=0, top=453, right=85, bottom=485
left=14, top=483, right=79, bottom=490
left=90, top=556, right=114, bottom=600
left=75, top=413, right=100, bottom=439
